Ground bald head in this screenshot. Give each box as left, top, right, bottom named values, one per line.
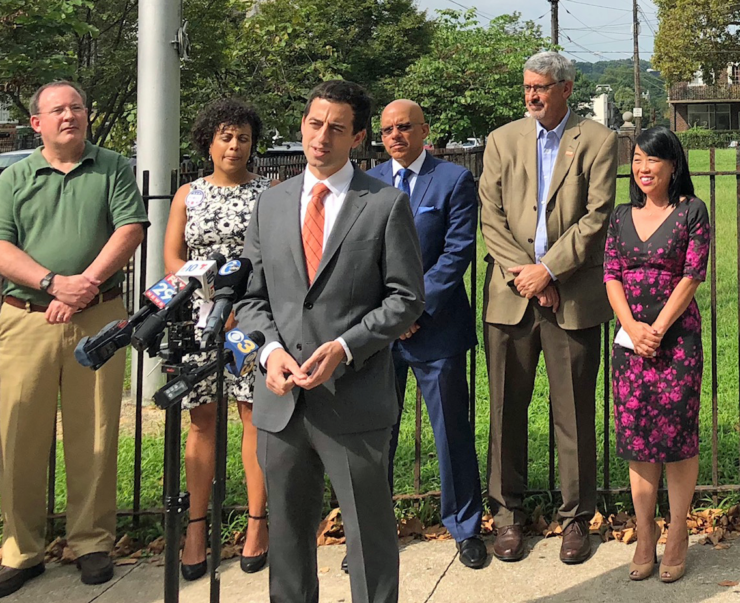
left=380, top=99, right=429, bottom=167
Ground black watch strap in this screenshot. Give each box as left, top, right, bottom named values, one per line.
left=40, top=271, right=56, bottom=292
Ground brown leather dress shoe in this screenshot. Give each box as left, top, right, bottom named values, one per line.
left=560, top=520, right=591, bottom=564
left=492, top=525, right=525, bottom=561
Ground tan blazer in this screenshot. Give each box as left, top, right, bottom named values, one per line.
left=479, top=112, right=618, bottom=330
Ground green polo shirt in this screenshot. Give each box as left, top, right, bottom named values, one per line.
left=0, top=141, right=148, bottom=305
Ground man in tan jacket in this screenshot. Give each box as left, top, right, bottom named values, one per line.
left=479, top=52, right=617, bottom=565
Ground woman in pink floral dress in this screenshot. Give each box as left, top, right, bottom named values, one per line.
left=603, top=127, right=710, bottom=583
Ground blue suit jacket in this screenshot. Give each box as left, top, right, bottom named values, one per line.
left=368, top=153, right=478, bottom=362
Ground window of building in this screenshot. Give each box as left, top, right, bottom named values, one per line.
left=732, top=65, right=740, bottom=85
left=687, top=103, right=732, bottom=130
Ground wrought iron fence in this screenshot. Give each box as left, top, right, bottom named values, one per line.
left=44, top=145, right=740, bottom=530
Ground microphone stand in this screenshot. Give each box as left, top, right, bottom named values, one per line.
left=209, top=326, right=228, bottom=603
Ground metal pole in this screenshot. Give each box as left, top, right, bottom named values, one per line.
left=633, top=0, right=642, bottom=134
left=135, top=0, right=182, bottom=399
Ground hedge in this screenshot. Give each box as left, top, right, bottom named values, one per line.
left=675, top=127, right=740, bottom=150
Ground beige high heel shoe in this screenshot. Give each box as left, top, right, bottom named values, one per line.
left=659, top=529, right=689, bottom=583
left=629, top=521, right=661, bottom=581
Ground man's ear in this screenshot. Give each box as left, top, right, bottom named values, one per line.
left=352, top=129, right=367, bottom=149
left=30, top=115, right=42, bottom=133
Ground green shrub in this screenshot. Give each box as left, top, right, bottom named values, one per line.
left=676, top=127, right=740, bottom=150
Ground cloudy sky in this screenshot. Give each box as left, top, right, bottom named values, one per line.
left=415, top=0, right=658, bottom=63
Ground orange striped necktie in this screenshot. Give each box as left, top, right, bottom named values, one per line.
left=303, top=182, right=330, bottom=284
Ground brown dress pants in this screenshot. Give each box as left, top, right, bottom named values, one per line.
left=0, top=298, right=126, bottom=568
left=485, top=302, right=601, bottom=528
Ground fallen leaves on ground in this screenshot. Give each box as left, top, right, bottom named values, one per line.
left=316, top=508, right=346, bottom=545
left=718, top=580, right=739, bottom=587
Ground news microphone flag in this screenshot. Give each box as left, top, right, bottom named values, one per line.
left=224, top=328, right=266, bottom=377
left=144, top=274, right=186, bottom=309
left=176, top=259, right=219, bottom=301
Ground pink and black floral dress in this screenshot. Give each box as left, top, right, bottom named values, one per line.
left=603, top=197, right=710, bottom=462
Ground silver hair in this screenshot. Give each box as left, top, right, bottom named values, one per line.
left=29, top=81, right=87, bottom=116
left=523, top=52, right=576, bottom=83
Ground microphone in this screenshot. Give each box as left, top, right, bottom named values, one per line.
left=75, top=274, right=183, bottom=369
left=224, top=328, right=265, bottom=377
left=175, top=253, right=225, bottom=302
left=131, top=253, right=227, bottom=353
left=152, top=328, right=265, bottom=409
left=200, top=258, right=253, bottom=348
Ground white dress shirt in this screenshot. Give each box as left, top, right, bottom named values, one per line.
left=391, top=149, right=426, bottom=196
left=260, top=160, right=355, bottom=368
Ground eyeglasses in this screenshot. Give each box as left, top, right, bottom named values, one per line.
left=522, top=80, right=565, bottom=94
left=380, top=122, right=425, bottom=137
left=36, top=104, right=87, bottom=117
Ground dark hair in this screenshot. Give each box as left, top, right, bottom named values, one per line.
left=629, top=126, right=694, bottom=208
left=303, top=80, right=372, bottom=135
left=191, top=98, right=263, bottom=160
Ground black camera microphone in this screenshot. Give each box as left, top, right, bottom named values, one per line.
left=200, top=258, right=253, bottom=348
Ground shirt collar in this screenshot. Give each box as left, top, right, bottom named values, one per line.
left=303, top=159, right=355, bottom=197
left=391, top=149, right=427, bottom=178
left=535, top=108, right=571, bottom=141
left=29, top=140, right=98, bottom=174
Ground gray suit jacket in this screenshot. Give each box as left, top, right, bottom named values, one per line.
left=235, top=167, right=425, bottom=435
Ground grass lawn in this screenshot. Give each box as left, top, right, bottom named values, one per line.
left=46, top=150, right=740, bottom=535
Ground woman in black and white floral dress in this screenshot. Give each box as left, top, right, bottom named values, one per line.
left=164, top=99, right=275, bottom=579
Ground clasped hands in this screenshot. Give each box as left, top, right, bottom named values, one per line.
left=265, top=342, right=346, bottom=396
left=45, top=273, right=101, bottom=325
left=508, top=264, right=560, bottom=312
left=624, top=321, right=664, bottom=358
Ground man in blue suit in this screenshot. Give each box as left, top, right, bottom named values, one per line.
left=368, top=100, right=485, bottom=569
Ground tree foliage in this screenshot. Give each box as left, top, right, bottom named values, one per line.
left=653, top=0, right=740, bottom=85
left=393, top=10, right=549, bottom=146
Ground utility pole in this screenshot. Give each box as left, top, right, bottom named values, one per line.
left=550, top=0, right=559, bottom=45
left=633, top=0, right=642, bottom=134
left=135, top=2, right=183, bottom=399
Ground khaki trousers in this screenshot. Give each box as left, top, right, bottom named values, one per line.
left=485, top=302, right=600, bottom=529
left=0, top=298, right=126, bottom=568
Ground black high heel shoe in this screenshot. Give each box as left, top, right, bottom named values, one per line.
left=181, top=516, right=208, bottom=581
left=240, top=513, right=269, bottom=573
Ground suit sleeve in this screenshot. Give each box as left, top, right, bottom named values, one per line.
left=340, top=191, right=425, bottom=370
left=420, top=169, right=477, bottom=321
left=234, top=193, right=283, bottom=348
left=479, top=130, right=535, bottom=284
left=540, top=130, right=617, bottom=283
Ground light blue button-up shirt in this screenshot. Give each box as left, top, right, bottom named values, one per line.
left=535, top=108, right=570, bottom=278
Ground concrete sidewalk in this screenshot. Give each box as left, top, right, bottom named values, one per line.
left=5, top=535, right=739, bottom=603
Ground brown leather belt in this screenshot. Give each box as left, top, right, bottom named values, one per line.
left=2, top=286, right=123, bottom=313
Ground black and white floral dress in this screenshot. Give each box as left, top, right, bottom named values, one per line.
left=181, top=176, right=271, bottom=410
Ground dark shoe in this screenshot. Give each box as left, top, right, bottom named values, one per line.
left=76, top=552, right=114, bottom=585
left=560, top=520, right=592, bottom=564
left=0, top=563, right=44, bottom=598
left=240, top=513, right=268, bottom=574
left=181, top=516, right=208, bottom=581
left=457, top=536, right=487, bottom=569
left=341, top=555, right=348, bottom=574
left=493, top=525, right=525, bottom=561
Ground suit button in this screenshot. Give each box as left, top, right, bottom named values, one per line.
left=528, top=238, right=534, bottom=244
left=297, top=343, right=302, bottom=351
left=304, top=302, right=313, bottom=309
left=533, top=206, right=537, bottom=211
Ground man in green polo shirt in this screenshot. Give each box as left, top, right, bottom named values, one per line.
left=0, top=81, right=148, bottom=597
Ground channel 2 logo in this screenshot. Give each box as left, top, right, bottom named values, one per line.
left=219, top=260, right=241, bottom=276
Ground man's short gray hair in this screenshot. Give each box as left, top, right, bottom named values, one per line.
left=523, top=52, right=576, bottom=83
left=29, top=81, right=87, bottom=116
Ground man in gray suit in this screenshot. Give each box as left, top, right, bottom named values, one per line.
left=235, top=80, right=424, bottom=603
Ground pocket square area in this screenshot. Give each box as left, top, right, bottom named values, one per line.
left=418, top=206, right=438, bottom=213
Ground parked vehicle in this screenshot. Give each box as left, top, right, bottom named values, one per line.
left=0, top=149, right=33, bottom=173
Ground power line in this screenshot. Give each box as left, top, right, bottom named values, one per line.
left=444, top=0, right=495, bottom=22
left=561, top=0, right=631, bottom=12
left=559, top=30, right=615, bottom=60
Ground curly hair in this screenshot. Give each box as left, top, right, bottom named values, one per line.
left=191, top=98, right=263, bottom=160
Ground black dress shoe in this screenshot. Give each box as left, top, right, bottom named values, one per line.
left=492, top=525, right=525, bottom=562
left=0, top=563, right=44, bottom=598
left=240, top=551, right=268, bottom=574
left=560, top=520, right=591, bottom=564
left=457, top=536, right=487, bottom=569
left=341, top=555, right=348, bottom=574
left=76, top=552, right=114, bottom=585
left=181, top=515, right=208, bottom=581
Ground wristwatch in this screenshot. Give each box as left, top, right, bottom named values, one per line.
left=39, top=271, right=56, bottom=293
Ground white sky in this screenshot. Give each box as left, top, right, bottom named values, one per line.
left=415, top=0, right=658, bottom=64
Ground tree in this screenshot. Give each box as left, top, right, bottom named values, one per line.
left=222, top=0, right=433, bottom=145
left=394, top=9, right=549, bottom=147
left=653, top=0, right=740, bottom=85
left=570, top=70, right=596, bottom=118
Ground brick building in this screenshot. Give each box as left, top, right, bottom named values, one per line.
left=669, top=66, right=740, bottom=132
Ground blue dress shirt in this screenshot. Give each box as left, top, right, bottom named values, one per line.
left=535, top=109, right=571, bottom=279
